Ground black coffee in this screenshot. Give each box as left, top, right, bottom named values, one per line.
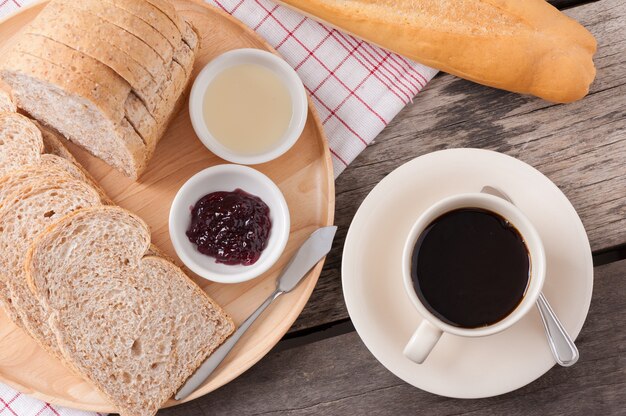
left=411, top=208, right=530, bottom=328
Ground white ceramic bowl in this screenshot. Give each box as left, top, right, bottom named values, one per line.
left=189, top=48, right=308, bottom=165
left=169, top=164, right=290, bottom=283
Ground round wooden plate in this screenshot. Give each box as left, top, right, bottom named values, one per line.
left=0, top=0, right=334, bottom=411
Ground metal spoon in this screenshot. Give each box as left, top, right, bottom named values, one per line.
left=175, top=226, right=338, bottom=400
left=481, top=186, right=579, bottom=366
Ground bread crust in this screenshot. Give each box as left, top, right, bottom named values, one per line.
left=14, top=33, right=132, bottom=106
left=103, top=0, right=183, bottom=49
left=27, top=3, right=154, bottom=96
left=45, top=2, right=168, bottom=82
left=0, top=112, right=44, bottom=177
left=64, top=0, right=174, bottom=64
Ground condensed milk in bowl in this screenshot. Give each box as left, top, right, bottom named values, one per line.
left=189, top=48, right=308, bottom=164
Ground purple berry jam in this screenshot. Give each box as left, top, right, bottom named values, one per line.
left=186, top=189, right=272, bottom=266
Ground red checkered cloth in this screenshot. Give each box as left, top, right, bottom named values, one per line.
left=0, top=384, right=104, bottom=416
left=0, top=0, right=436, bottom=414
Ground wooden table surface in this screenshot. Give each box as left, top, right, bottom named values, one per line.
left=160, top=0, right=626, bottom=414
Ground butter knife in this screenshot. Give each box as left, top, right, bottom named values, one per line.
left=175, top=226, right=338, bottom=400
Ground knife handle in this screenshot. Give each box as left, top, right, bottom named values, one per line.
left=175, top=289, right=283, bottom=400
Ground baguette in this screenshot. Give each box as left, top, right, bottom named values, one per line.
left=275, top=0, right=597, bottom=103
left=26, top=206, right=235, bottom=416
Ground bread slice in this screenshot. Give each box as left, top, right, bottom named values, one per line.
left=0, top=108, right=110, bottom=205
left=1, top=54, right=148, bottom=179
left=14, top=34, right=132, bottom=110
left=0, top=111, right=104, bottom=324
left=4, top=50, right=126, bottom=122
left=39, top=124, right=78, bottom=160
left=26, top=206, right=235, bottom=416
left=0, top=113, right=44, bottom=177
left=0, top=160, right=97, bottom=326
left=14, top=33, right=176, bottom=131
left=0, top=157, right=90, bottom=206
left=0, top=174, right=103, bottom=359
left=0, top=88, right=16, bottom=113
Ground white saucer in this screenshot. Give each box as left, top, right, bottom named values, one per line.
left=342, top=149, right=593, bottom=399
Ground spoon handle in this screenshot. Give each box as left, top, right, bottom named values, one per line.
left=481, top=186, right=579, bottom=367
left=536, top=293, right=579, bottom=367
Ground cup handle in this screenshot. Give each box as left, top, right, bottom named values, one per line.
left=403, top=320, right=443, bottom=364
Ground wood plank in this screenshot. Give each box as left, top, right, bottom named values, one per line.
left=550, top=0, right=598, bottom=8
left=291, top=0, right=626, bottom=332
left=158, top=260, right=626, bottom=416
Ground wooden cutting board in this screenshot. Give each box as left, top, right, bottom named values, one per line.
left=0, top=0, right=334, bottom=411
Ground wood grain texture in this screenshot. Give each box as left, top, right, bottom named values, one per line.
left=0, top=0, right=334, bottom=411
left=159, top=259, right=626, bottom=416
left=292, top=0, right=626, bottom=333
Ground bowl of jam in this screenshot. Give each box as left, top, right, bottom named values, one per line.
left=169, top=164, right=290, bottom=283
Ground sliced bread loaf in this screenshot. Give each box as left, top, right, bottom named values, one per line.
left=27, top=2, right=152, bottom=92
left=13, top=34, right=177, bottom=130
left=0, top=174, right=103, bottom=359
left=1, top=0, right=197, bottom=178
left=26, top=206, right=235, bottom=416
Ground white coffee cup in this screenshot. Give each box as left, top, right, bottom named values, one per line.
left=402, top=193, right=546, bottom=364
